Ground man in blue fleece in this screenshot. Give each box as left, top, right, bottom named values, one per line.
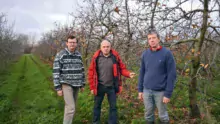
left=138, top=29, right=176, bottom=124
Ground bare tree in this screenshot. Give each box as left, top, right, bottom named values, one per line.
left=0, top=13, right=26, bottom=72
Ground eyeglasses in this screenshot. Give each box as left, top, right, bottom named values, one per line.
left=68, top=42, right=77, bottom=44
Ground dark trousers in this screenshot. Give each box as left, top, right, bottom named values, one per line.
left=93, top=83, right=117, bottom=124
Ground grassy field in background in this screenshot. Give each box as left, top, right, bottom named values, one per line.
left=0, top=55, right=63, bottom=123
left=0, top=54, right=219, bottom=124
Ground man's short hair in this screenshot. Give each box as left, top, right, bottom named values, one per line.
left=147, top=29, right=160, bottom=39
left=101, top=39, right=112, bottom=47
left=66, top=35, right=78, bottom=42
left=102, top=38, right=111, bottom=43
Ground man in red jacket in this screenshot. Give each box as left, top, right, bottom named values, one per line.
left=88, top=39, right=135, bottom=124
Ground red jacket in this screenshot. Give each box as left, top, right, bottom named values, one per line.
left=88, top=49, right=130, bottom=95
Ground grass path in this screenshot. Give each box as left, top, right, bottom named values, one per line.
left=0, top=55, right=63, bottom=123
left=0, top=54, right=144, bottom=124
left=0, top=54, right=104, bottom=124
left=0, top=54, right=219, bottom=124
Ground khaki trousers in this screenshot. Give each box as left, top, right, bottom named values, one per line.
left=62, top=84, right=79, bottom=124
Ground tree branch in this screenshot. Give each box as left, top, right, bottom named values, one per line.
left=205, top=38, right=220, bottom=45
left=150, top=0, right=158, bottom=29
left=170, top=39, right=199, bottom=47
left=209, top=25, right=220, bottom=36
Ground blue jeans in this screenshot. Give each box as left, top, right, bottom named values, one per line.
left=143, top=89, right=169, bottom=123
left=93, top=83, right=117, bottom=124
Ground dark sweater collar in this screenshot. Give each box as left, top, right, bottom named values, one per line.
left=99, top=51, right=112, bottom=58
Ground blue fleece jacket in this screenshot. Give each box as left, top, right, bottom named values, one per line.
left=138, top=47, right=177, bottom=98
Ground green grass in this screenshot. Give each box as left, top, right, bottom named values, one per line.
left=0, top=54, right=220, bottom=124
left=0, top=55, right=63, bottom=124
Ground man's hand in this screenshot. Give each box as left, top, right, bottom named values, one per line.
left=138, top=92, right=143, bottom=101
left=91, top=90, right=94, bottom=95
left=57, top=90, right=63, bottom=96
left=80, top=88, right=84, bottom=92
left=129, top=72, right=136, bottom=78
left=163, top=97, right=170, bottom=104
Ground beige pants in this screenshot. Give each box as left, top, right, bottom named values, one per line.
left=62, top=84, right=79, bottom=124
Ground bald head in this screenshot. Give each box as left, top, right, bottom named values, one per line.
left=100, top=40, right=111, bottom=56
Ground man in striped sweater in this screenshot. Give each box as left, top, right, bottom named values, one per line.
left=53, top=35, right=85, bottom=124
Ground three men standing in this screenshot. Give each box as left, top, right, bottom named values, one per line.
left=53, top=30, right=176, bottom=124
left=138, top=30, right=177, bottom=124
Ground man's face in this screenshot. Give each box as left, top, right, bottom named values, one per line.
left=66, top=38, right=77, bottom=52
left=147, top=33, right=160, bottom=48
left=100, top=41, right=111, bottom=55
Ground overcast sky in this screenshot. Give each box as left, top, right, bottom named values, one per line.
left=0, top=0, right=218, bottom=42
left=0, top=0, right=80, bottom=41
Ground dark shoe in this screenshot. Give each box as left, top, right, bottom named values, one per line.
left=92, top=122, right=99, bottom=124
left=159, top=121, right=170, bottom=124
left=146, top=121, right=154, bottom=124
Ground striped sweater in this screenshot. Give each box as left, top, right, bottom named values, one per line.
left=53, top=48, right=85, bottom=91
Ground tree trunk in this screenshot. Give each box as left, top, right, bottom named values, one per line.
left=189, top=55, right=200, bottom=118
left=189, top=0, right=208, bottom=118
left=124, top=0, right=132, bottom=63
